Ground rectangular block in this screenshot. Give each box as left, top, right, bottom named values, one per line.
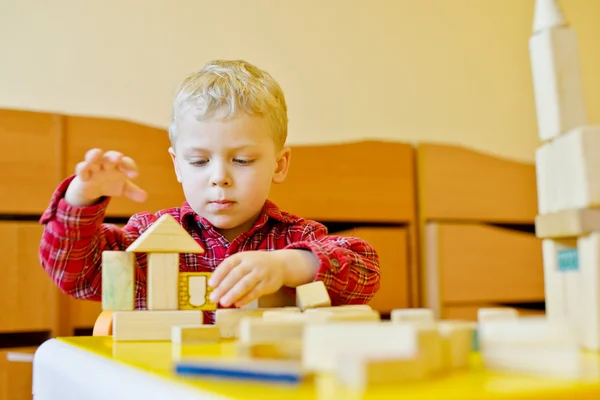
left=113, top=310, right=203, bottom=341
left=535, top=142, right=555, bottom=214
left=535, top=208, right=600, bottom=239
left=171, top=325, right=220, bottom=344
left=102, top=251, right=135, bottom=311
left=542, top=239, right=580, bottom=330
left=537, top=127, right=600, bottom=212
left=302, top=322, right=417, bottom=373
left=295, top=280, right=331, bottom=310
left=576, top=232, right=600, bottom=351
left=335, top=352, right=426, bottom=391
left=529, top=27, right=587, bottom=141
left=238, top=318, right=305, bottom=344
left=147, top=253, right=179, bottom=310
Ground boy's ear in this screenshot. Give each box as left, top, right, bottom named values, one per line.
left=272, top=147, right=291, bottom=184
left=168, top=147, right=182, bottom=183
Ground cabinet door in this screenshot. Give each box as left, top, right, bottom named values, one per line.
left=441, top=304, right=544, bottom=321
left=0, top=347, right=36, bottom=400
left=64, top=116, right=186, bottom=217
left=424, top=222, right=544, bottom=315
left=337, top=227, right=410, bottom=313
left=0, top=109, right=61, bottom=214
left=0, top=223, right=56, bottom=333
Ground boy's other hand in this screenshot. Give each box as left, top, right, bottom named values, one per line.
left=65, top=148, right=148, bottom=207
left=208, top=250, right=287, bottom=308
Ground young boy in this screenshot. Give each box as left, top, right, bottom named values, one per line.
left=39, top=60, right=381, bottom=323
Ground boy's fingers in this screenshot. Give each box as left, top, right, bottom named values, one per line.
left=75, top=161, right=91, bottom=181
left=233, top=282, right=264, bottom=308
left=219, top=273, right=260, bottom=308
left=75, top=160, right=101, bottom=181
left=120, top=156, right=138, bottom=171
left=123, top=180, right=147, bottom=203
left=84, top=148, right=103, bottom=163
left=209, top=255, right=241, bottom=288
left=209, top=261, right=249, bottom=303
left=101, top=150, right=124, bottom=171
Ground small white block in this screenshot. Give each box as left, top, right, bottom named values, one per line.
left=171, top=325, right=220, bottom=344
left=477, top=307, right=519, bottom=323
left=390, top=308, right=434, bottom=324
left=295, top=280, right=331, bottom=310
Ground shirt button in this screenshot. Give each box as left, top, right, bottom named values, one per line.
left=331, top=259, right=340, bottom=267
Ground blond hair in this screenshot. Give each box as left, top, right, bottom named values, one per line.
left=168, top=60, right=288, bottom=149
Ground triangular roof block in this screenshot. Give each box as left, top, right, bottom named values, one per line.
left=532, top=0, right=567, bottom=33
left=126, top=213, right=205, bottom=254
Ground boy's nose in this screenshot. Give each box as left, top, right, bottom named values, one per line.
left=211, top=177, right=232, bottom=187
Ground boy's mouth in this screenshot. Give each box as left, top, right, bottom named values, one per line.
left=208, top=200, right=235, bottom=210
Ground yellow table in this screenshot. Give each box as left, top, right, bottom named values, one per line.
left=33, top=336, right=600, bottom=400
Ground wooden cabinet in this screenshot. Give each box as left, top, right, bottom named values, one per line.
left=0, top=223, right=57, bottom=333
left=0, top=109, right=62, bottom=215
left=0, top=347, right=36, bottom=400
left=426, top=223, right=544, bottom=304
left=416, top=143, right=542, bottom=315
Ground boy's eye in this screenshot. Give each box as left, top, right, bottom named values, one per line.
left=233, top=158, right=254, bottom=165
left=190, top=159, right=208, bottom=166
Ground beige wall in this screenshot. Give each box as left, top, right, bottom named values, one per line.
left=1, top=0, right=598, bottom=163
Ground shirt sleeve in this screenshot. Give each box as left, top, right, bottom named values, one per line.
left=284, top=221, right=381, bottom=305
left=38, top=175, right=148, bottom=304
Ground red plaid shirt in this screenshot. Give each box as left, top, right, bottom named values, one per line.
left=39, top=176, right=381, bottom=323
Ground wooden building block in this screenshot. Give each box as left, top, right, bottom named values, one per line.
left=310, top=309, right=381, bottom=323
left=101, top=251, right=135, bottom=311
left=238, top=317, right=305, bottom=343
left=477, top=307, right=519, bottom=323
left=390, top=308, right=434, bottom=324
left=302, top=322, right=417, bottom=373
left=576, top=232, right=600, bottom=351
left=175, top=357, right=305, bottom=384
left=171, top=325, right=220, bottom=344
left=215, top=309, right=278, bottom=339
left=478, top=316, right=577, bottom=349
left=295, top=280, right=331, bottom=310
left=335, top=352, right=427, bottom=391
left=178, top=272, right=217, bottom=310
left=303, top=304, right=372, bottom=313
left=112, top=310, right=203, bottom=341
left=536, top=208, right=600, bottom=239
left=261, top=309, right=302, bottom=322
left=535, top=142, right=555, bottom=214
left=242, top=288, right=297, bottom=309
left=481, top=343, right=582, bottom=379
left=529, top=19, right=586, bottom=141
left=92, top=310, right=113, bottom=336
left=541, top=238, right=580, bottom=330
left=147, top=253, right=179, bottom=310
left=236, top=339, right=302, bottom=360
left=437, top=321, right=476, bottom=369
left=126, top=213, right=204, bottom=253
left=555, top=126, right=600, bottom=210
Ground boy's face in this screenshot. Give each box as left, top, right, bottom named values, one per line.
left=169, top=112, right=290, bottom=241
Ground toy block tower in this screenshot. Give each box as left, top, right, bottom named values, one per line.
left=100, top=214, right=220, bottom=341
left=530, top=0, right=600, bottom=351
left=126, top=213, right=205, bottom=309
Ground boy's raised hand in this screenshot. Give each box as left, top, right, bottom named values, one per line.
left=65, top=148, right=147, bottom=207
